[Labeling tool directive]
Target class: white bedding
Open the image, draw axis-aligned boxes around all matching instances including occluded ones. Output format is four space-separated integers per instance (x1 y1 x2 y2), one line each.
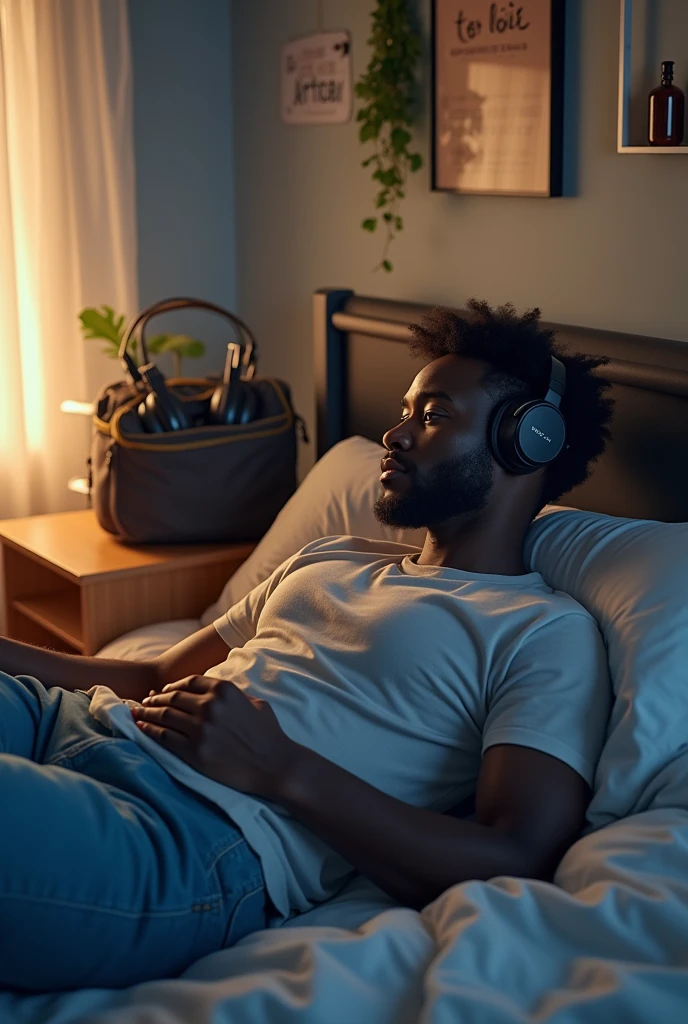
5 608 688 1020
93 619 202 662
3 806 688 1022
4 510 687 1021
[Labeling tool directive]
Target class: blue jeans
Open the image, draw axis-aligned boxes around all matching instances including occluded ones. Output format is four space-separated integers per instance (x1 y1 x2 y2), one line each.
0 672 271 993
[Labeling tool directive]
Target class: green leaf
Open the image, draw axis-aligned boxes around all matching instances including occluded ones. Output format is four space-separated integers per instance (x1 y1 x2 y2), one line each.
78 306 126 344
409 153 423 172
151 338 172 356
147 333 206 359
383 211 393 222
145 333 168 354
395 216 403 231
378 167 401 187
382 259 393 272
359 122 378 143
362 218 378 232
391 127 412 154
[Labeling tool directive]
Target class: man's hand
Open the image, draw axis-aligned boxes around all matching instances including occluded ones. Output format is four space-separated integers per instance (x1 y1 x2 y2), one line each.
131 675 298 799
134 681 591 912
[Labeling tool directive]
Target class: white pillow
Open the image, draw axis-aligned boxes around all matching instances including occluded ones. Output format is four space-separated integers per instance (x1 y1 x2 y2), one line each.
96 619 201 661
525 507 688 829
200 436 426 624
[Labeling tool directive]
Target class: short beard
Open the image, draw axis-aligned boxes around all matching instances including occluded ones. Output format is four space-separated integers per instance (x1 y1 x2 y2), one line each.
373 442 495 530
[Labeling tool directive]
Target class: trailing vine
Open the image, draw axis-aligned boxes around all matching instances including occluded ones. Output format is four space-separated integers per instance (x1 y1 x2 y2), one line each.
356 0 423 272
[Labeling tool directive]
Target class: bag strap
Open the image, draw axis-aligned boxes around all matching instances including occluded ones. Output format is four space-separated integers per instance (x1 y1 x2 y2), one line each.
118 297 259 378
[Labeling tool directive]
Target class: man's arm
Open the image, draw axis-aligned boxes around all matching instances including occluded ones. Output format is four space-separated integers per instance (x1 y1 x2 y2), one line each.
0 624 230 703
269 741 590 909
134 678 591 910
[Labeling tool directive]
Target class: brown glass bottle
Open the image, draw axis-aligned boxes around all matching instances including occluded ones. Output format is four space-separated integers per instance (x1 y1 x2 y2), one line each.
648 61 685 146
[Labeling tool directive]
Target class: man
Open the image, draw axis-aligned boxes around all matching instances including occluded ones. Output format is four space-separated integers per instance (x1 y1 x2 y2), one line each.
0 300 614 992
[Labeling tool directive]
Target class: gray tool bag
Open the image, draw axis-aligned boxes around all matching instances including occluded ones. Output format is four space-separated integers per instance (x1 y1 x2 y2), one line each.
89 297 307 544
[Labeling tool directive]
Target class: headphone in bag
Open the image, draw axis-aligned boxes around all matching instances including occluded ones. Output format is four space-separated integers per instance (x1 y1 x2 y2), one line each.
118 297 261 433
489 355 567 474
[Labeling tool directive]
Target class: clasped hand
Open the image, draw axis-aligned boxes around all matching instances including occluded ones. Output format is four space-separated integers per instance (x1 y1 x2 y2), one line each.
131 675 296 799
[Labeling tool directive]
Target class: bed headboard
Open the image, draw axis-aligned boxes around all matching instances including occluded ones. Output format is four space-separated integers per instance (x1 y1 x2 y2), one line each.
313 289 688 522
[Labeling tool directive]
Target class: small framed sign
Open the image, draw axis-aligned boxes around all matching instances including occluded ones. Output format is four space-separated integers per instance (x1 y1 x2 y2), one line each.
281 31 352 125
432 0 566 196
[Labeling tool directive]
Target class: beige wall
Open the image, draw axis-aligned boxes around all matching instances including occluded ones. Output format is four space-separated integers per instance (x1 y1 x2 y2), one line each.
231 0 687 475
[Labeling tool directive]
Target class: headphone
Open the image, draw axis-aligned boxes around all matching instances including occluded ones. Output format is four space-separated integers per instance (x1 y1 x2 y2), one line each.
489 355 567 474
118 297 260 434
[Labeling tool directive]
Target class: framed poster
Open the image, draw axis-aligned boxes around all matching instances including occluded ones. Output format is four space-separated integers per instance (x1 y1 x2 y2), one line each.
432 0 566 196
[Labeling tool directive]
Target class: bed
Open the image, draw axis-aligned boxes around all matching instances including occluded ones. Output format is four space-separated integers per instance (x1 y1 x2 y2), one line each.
4 290 688 1023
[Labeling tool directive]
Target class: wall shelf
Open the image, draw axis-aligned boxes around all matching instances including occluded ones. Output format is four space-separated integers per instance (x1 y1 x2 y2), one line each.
618 0 688 153
619 146 687 154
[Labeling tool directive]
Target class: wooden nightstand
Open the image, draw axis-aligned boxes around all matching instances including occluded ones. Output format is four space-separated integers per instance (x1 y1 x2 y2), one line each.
0 510 256 656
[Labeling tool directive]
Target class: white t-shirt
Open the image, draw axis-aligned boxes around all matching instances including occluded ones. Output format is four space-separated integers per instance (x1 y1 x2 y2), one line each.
90 536 612 924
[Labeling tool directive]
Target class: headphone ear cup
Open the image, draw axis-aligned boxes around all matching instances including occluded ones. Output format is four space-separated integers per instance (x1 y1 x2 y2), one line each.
490 398 566 475
148 391 192 432
516 403 566 467
138 396 166 433
137 365 192 432
208 383 228 424
208 376 243 425
490 355 567 476
236 384 259 425
490 399 532 474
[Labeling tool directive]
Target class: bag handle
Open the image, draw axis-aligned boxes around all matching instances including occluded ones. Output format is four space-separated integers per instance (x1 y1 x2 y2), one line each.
118 297 259 381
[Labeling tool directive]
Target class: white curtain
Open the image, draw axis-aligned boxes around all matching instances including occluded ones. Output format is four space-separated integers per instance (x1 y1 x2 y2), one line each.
0 0 138 520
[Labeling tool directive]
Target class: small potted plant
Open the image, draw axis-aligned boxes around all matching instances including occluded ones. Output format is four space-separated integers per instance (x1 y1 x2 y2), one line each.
78 305 205 378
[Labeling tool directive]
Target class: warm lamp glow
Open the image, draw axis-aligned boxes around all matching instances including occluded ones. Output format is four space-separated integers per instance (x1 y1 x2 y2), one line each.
60 400 96 416
67 475 90 495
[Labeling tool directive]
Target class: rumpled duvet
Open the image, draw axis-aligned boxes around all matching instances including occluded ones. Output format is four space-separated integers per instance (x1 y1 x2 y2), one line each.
4 610 688 1022
3 805 687 1023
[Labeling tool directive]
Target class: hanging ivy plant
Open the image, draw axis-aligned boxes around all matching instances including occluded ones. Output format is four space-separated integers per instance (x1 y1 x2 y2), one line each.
356 0 423 272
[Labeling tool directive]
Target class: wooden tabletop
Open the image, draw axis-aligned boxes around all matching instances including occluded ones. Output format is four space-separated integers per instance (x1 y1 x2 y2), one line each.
0 509 256 583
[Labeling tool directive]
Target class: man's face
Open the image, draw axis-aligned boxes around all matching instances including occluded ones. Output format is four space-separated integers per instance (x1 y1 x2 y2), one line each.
373 355 499 530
